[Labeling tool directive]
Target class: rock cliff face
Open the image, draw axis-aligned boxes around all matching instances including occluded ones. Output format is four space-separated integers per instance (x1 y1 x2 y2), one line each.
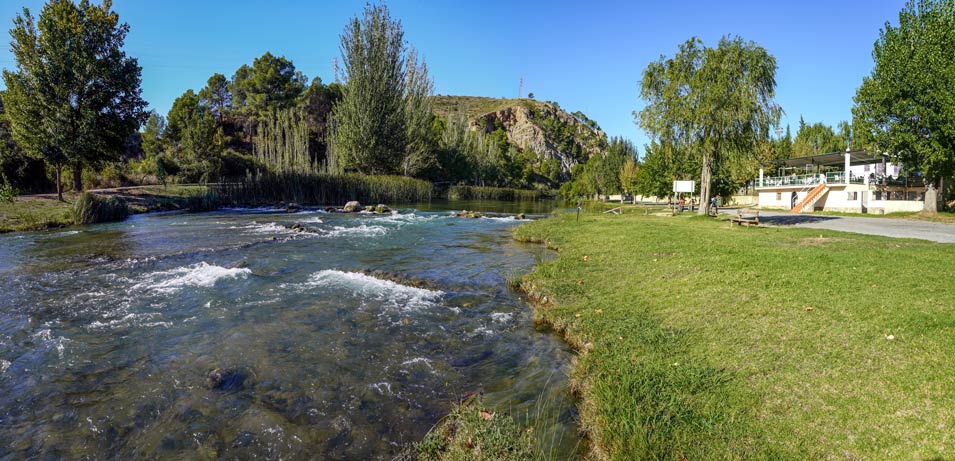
432 96 607 178
472 103 606 176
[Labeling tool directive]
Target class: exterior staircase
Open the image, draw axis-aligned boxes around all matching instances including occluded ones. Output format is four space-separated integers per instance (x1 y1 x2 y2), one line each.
791 183 829 213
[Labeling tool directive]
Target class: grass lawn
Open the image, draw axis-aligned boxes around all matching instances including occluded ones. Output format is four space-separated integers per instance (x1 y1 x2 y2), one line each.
0 185 206 233
514 212 955 460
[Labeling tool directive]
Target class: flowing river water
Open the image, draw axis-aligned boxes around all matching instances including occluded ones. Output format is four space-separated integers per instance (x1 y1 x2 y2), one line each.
0 201 578 459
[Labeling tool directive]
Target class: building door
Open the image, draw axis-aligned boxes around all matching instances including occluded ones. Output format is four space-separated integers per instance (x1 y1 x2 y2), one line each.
861 190 868 214
791 191 798 209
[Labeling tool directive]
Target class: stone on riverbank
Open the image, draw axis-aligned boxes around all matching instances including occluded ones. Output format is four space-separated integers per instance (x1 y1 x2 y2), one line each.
343 201 362 213
376 204 391 214
453 210 484 219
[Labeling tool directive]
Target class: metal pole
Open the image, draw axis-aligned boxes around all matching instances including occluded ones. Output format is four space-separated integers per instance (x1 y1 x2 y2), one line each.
576 200 581 222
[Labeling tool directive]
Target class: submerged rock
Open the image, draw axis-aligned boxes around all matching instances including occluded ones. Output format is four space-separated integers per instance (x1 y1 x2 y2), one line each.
453 210 484 219
450 349 494 367
516 213 526 220
288 223 307 233
286 203 302 213
375 204 391 214
343 201 362 213
206 368 248 391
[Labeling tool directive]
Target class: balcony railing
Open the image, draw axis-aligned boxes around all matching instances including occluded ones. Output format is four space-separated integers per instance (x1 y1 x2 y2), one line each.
760 174 822 187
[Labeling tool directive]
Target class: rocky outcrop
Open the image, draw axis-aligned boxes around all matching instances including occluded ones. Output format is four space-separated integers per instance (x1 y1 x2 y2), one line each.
470 102 607 177
342 201 361 213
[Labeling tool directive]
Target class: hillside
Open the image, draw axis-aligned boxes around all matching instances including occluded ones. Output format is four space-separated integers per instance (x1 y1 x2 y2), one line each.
432 96 608 179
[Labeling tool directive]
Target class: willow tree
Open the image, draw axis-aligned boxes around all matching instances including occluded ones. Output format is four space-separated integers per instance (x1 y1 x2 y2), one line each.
638 36 782 214
853 0 955 212
3 0 147 198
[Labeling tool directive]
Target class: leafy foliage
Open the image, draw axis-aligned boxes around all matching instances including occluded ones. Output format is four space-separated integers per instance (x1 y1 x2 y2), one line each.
71 191 129 224
853 0 955 211
2 0 148 197
638 36 782 213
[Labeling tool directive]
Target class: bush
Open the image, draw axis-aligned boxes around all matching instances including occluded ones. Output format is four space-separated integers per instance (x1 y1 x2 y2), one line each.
71 192 129 225
410 399 540 461
0 174 18 204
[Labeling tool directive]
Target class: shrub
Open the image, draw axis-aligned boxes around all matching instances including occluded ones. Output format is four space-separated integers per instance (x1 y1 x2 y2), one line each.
71 192 129 224
0 174 18 204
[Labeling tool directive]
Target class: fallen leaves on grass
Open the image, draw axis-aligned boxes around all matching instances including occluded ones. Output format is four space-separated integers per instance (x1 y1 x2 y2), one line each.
478 410 495 421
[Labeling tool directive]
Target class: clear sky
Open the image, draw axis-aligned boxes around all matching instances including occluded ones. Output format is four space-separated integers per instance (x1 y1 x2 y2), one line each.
0 0 907 155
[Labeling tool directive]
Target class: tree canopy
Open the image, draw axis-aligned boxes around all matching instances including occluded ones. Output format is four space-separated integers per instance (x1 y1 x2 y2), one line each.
638 36 782 213
853 0 955 211
2 0 147 198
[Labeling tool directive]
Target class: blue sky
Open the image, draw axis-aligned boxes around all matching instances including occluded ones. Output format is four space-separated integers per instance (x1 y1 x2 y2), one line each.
0 1 906 154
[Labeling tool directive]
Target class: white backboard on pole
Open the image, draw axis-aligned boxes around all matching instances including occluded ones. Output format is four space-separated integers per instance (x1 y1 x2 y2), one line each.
673 180 695 193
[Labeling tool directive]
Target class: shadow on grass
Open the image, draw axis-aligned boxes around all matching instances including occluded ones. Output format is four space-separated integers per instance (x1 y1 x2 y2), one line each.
759 214 839 226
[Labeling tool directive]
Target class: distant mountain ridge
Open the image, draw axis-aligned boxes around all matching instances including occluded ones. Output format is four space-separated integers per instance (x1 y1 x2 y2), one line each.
432 96 608 178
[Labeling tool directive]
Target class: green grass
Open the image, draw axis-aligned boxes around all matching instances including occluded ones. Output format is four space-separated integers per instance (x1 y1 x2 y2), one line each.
514 213 955 460
409 398 541 461
0 185 208 233
0 196 73 232
71 192 129 224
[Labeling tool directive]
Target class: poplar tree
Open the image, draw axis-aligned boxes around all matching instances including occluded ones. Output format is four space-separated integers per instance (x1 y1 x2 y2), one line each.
853 0 955 212
2 0 147 199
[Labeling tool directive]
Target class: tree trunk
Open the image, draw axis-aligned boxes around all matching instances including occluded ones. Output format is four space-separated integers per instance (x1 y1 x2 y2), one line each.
698 153 713 215
924 178 939 213
72 162 83 192
55 162 63 202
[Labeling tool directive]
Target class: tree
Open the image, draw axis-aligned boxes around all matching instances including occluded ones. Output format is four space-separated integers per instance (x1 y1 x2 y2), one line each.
3 0 148 198
141 111 165 159
527 92 535 99
401 48 437 176
331 3 408 175
165 90 220 180
853 0 955 212
231 52 306 117
791 119 842 157
638 36 782 214
199 73 232 117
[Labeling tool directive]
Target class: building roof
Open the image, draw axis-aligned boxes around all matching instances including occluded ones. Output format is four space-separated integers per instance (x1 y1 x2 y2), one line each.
763 150 886 168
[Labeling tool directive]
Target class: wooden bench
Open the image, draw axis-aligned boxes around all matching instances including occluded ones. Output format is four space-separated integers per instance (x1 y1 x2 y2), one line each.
729 209 760 226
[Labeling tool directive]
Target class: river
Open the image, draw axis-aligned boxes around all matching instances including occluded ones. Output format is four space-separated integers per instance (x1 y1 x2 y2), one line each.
0 201 578 459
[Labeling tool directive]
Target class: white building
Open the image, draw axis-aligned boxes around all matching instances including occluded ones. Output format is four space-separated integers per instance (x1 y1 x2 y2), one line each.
757 150 927 214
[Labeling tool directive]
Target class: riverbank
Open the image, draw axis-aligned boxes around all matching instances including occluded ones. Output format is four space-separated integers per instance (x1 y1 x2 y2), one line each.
0 185 206 233
513 211 955 459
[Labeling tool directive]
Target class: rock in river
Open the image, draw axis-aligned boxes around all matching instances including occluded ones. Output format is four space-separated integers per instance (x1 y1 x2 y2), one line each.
206 368 248 391
343 201 362 213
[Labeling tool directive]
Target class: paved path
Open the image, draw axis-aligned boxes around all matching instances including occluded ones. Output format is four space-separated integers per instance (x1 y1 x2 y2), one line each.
734 209 955 243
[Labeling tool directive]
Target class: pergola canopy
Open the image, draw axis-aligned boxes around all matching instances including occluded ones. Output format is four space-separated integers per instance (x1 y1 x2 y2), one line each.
762 150 886 168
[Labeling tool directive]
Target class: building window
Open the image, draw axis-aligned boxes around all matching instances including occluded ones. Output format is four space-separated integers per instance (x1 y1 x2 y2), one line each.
776 192 781 201
847 191 857 201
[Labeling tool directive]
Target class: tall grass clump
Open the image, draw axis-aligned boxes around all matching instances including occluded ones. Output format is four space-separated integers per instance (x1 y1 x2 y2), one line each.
71 192 129 224
214 172 432 206
448 185 554 202
185 191 222 212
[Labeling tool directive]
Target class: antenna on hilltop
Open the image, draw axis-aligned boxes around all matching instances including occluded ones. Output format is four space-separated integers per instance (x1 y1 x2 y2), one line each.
518 76 523 99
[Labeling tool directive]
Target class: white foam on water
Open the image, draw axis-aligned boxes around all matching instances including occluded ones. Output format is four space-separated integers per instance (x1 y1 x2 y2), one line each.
317 225 389 238
0 360 10 374
307 270 443 311
301 216 324 224
490 312 513 323
49 230 81 237
230 221 297 235
134 262 251 293
401 357 433 368
89 312 171 330
481 216 517 222
369 382 393 395
468 326 496 338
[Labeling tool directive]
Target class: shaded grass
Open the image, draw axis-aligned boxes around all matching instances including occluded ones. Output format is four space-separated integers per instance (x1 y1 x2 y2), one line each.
514 213 955 460
0 195 73 232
